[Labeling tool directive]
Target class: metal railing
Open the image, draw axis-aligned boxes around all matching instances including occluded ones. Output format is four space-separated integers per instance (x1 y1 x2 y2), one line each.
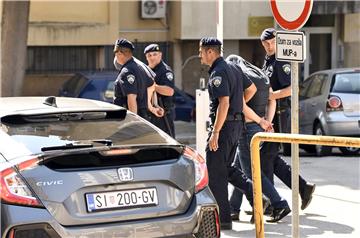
250 132 360 238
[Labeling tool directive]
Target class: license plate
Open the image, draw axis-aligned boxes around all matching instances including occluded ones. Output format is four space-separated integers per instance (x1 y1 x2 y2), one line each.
86 187 158 212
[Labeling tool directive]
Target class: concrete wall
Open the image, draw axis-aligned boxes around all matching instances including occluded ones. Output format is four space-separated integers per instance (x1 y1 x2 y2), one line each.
22 74 73 96
30 1 109 23
117 1 168 42
27 1 176 45
180 1 273 39
28 1 119 46
344 13 360 67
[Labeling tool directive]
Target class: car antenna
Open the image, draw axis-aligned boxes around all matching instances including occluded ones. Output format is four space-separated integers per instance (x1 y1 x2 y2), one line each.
43 96 58 107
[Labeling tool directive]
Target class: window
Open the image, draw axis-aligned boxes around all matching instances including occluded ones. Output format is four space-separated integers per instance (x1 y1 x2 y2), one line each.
27 46 98 73
306 74 327 98
61 74 88 97
299 76 314 98
331 72 360 94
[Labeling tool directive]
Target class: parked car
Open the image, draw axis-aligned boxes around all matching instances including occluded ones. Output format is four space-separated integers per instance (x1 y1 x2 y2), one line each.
0 97 219 238
298 68 360 156
59 71 196 122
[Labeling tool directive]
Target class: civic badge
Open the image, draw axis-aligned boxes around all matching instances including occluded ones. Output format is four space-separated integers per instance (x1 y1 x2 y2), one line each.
117 167 134 182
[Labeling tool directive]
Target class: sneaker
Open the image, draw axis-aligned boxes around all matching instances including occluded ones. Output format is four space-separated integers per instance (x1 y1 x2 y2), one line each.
301 183 316 210
264 205 274 216
250 198 271 224
266 207 291 223
231 212 240 221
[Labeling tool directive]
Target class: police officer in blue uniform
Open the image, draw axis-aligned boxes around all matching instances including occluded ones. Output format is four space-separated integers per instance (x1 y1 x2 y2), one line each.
261 28 315 210
199 37 273 229
144 44 175 137
227 55 291 223
113 38 163 120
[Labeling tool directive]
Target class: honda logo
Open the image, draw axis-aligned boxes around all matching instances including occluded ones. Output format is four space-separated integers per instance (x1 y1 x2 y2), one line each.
117 167 134 182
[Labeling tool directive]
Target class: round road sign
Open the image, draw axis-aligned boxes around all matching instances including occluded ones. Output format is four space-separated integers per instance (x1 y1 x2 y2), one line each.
270 0 313 31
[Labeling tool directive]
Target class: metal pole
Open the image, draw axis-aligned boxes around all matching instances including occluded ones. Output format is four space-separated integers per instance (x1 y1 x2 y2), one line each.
251 139 265 238
291 61 300 238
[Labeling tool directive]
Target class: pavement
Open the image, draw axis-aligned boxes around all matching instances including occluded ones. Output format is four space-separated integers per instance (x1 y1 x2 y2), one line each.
175 121 360 238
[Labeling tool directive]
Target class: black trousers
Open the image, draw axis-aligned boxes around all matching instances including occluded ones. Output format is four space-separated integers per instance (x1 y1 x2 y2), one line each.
273 155 308 197
206 121 253 224
273 107 307 196
151 109 175 138
138 108 152 122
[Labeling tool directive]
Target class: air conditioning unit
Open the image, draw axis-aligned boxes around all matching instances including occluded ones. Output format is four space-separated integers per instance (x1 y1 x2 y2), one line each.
141 0 166 19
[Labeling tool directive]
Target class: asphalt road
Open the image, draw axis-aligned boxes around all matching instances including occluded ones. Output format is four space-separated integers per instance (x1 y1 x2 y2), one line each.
222 152 360 238
174 121 360 238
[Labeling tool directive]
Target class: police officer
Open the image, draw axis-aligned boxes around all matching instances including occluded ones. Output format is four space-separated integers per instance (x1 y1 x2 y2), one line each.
144 44 176 138
113 38 163 120
227 55 291 223
261 28 315 210
199 37 272 229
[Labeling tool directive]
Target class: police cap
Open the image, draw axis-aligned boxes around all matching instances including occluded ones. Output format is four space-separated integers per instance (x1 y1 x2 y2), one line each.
199 37 222 47
260 28 276 41
144 44 161 54
114 38 135 52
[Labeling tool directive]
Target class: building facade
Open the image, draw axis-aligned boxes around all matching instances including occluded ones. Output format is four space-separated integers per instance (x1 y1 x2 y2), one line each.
1 0 359 96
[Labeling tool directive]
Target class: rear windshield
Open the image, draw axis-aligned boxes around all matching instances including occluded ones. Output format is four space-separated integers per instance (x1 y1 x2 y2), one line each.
331 72 360 94
1 113 173 155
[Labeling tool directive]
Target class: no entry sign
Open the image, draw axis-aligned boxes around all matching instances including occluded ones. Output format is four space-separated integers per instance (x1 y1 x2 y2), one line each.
270 0 313 31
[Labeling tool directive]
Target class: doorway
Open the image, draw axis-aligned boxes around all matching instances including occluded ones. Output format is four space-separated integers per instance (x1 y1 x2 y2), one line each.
302 27 336 80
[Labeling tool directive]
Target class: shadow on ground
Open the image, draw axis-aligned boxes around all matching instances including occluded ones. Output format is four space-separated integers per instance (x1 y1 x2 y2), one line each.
222 213 354 238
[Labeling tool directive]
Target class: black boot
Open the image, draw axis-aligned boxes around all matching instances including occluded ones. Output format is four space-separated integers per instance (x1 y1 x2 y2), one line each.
301 183 316 210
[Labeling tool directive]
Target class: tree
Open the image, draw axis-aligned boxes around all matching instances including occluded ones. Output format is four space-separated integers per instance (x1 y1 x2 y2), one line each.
1 0 30 96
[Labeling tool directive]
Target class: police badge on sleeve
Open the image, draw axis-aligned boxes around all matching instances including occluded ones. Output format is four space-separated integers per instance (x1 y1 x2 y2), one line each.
282 64 291 75
212 76 222 87
127 74 135 84
166 72 174 81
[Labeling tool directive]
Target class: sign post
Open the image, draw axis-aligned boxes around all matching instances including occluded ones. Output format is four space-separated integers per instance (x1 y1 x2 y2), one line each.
268 1 313 238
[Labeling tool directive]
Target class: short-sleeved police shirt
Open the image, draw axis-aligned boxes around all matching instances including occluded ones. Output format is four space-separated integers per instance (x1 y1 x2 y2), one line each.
262 54 291 91
208 57 244 120
114 57 153 110
152 60 175 109
262 54 291 108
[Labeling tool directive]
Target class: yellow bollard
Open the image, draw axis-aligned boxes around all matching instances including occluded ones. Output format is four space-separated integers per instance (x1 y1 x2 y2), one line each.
250 132 360 238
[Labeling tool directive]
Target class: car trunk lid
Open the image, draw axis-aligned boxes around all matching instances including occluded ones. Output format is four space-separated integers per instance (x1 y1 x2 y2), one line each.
18 145 196 226
333 93 360 117
331 72 360 117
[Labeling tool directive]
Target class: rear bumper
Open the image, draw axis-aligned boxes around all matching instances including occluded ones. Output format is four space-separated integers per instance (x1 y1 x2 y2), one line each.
1 187 218 238
324 112 360 136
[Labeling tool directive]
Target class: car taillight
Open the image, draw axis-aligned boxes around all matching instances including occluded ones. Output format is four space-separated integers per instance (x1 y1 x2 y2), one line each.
326 95 343 112
215 209 220 237
0 157 43 207
183 146 208 193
